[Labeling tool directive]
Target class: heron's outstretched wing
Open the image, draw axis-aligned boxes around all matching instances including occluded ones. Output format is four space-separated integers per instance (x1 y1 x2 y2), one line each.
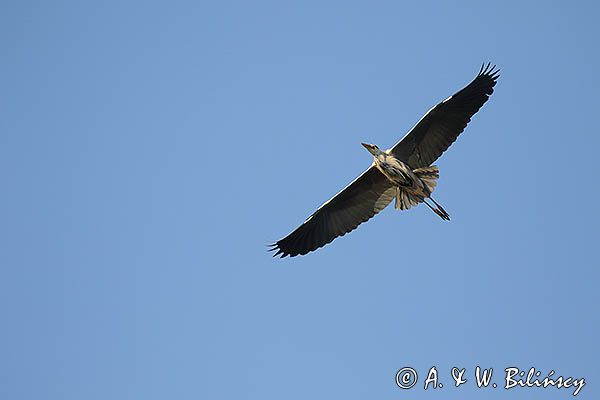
390 63 500 168
270 167 395 257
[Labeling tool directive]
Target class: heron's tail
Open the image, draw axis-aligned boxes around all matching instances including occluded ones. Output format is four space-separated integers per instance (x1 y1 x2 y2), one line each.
394 166 450 220
394 187 421 210
413 166 439 195
394 166 439 210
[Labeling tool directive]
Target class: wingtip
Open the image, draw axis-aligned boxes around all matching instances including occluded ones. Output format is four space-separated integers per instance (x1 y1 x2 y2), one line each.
479 62 500 76
268 243 288 258
476 63 500 84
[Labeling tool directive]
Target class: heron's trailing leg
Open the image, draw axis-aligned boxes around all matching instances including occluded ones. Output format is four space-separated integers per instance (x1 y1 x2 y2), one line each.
429 197 450 220
394 186 449 221
423 198 451 221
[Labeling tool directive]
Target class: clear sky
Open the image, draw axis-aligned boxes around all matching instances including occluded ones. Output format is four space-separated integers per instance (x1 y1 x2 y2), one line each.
1 1 599 399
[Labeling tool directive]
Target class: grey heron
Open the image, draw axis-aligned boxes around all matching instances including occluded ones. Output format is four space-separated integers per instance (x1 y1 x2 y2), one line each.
270 63 499 258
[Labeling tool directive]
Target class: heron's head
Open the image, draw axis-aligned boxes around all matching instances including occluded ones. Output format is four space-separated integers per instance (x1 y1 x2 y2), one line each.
361 142 383 156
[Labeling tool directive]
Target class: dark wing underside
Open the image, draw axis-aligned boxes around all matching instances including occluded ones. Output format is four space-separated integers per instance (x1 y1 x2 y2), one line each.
270 167 395 257
271 64 499 258
390 63 500 168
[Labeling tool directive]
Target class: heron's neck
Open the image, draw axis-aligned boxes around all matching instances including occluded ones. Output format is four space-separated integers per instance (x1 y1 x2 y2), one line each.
374 151 388 162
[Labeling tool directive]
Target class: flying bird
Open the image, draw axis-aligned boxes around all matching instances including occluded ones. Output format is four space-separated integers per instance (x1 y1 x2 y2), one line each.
270 63 499 258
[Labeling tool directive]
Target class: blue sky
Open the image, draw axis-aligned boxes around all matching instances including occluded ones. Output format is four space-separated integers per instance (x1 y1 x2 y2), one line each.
1 1 599 399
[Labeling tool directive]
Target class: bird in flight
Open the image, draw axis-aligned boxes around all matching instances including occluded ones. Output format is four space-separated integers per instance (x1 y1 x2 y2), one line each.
270 63 500 258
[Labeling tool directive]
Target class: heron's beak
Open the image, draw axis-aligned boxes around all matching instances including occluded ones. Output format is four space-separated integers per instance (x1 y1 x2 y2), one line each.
361 143 371 150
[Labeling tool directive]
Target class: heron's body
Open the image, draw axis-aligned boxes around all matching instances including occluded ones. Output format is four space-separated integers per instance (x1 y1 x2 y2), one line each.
366 145 448 218
374 153 417 188
270 64 500 257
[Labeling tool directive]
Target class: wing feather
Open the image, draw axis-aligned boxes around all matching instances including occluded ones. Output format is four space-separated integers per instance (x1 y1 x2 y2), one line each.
271 64 499 258
271 167 395 257
390 63 500 168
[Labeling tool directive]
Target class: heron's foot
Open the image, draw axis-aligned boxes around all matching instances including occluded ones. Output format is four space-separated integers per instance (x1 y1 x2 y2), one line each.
433 207 451 221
